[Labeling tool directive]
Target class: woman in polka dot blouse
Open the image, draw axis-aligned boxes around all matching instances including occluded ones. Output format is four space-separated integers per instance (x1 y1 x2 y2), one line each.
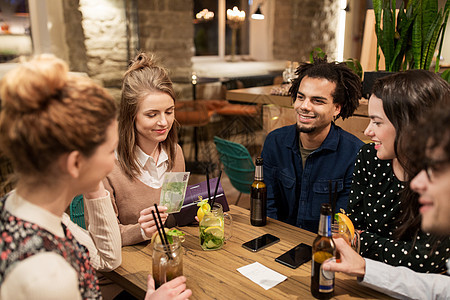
348 70 450 274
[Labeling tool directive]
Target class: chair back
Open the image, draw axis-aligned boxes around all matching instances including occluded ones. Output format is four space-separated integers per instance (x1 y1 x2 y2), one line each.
70 195 86 229
213 136 255 194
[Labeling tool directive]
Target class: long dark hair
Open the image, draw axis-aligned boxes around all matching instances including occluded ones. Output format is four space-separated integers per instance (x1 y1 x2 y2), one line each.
118 52 178 179
372 70 450 241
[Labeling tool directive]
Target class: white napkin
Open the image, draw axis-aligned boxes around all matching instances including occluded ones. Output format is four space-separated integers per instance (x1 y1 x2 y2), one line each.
237 262 287 290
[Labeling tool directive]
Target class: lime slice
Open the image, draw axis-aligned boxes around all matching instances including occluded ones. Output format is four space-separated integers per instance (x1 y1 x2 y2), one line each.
204 226 224 239
201 217 223 228
151 228 185 244
151 227 169 245
205 240 220 248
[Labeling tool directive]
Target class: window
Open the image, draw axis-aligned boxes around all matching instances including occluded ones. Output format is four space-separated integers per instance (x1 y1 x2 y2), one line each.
0 0 32 63
194 0 249 58
194 0 219 56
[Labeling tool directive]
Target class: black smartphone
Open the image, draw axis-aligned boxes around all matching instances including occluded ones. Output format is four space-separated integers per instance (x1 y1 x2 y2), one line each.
242 233 280 252
275 243 312 269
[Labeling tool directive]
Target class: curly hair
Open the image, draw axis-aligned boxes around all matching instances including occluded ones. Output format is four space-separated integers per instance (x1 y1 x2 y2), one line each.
0 55 117 181
118 52 178 179
288 57 362 120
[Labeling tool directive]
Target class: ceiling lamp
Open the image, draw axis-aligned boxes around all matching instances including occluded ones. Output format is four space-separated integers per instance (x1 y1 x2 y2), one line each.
251 4 264 20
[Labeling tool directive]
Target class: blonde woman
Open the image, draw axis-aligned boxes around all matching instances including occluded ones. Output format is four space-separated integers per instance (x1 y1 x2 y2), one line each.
102 52 185 246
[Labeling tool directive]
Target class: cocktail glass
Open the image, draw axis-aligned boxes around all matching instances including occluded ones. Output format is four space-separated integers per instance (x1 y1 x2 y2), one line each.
199 203 232 250
331 222 352 263
331 222 352 245
152 236 183 288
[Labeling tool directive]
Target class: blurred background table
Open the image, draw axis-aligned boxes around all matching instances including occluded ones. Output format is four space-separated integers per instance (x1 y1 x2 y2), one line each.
102 205 392 300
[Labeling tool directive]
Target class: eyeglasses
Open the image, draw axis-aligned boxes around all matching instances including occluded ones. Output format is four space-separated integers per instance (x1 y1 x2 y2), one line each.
423 159 449 181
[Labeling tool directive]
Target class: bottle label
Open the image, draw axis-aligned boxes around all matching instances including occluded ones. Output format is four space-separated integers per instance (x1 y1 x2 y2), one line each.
250 188 267 221
319 265 334 293
318 215 332 237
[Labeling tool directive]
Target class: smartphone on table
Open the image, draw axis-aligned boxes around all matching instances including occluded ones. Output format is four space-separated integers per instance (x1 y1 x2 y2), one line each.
242 233 280 252
275 243 312 269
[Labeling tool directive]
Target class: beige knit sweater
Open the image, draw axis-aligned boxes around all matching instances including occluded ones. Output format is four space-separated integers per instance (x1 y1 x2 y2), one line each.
104 144 185 246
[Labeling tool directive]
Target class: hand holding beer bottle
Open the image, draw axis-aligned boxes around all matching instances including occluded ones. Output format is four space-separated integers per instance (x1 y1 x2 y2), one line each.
311 203 336 299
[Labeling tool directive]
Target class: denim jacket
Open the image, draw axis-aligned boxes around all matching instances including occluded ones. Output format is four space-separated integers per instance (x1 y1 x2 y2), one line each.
261 123 363 233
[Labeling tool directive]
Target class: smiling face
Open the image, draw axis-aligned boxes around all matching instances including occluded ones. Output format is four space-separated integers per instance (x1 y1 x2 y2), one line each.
364 95 397 160
293 76 341 135
135 92 175 150
410 147 450 235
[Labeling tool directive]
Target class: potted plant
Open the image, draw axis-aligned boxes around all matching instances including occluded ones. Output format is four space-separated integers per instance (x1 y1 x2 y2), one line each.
373 0 450 72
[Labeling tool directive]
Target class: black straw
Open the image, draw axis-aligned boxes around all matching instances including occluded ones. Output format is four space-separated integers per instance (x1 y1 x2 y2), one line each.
151 208 172 260
332 182 338 218
154 204 170 248
206 168 212 204
332 181 338 218
328 180 332 207
211 170 222 208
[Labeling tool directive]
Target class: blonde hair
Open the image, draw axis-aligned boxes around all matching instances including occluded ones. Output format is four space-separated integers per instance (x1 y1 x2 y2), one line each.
118 52 178 179
0 55 117 180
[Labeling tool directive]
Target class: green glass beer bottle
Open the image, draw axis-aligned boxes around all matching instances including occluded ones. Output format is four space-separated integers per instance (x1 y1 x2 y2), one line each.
311 203 335 299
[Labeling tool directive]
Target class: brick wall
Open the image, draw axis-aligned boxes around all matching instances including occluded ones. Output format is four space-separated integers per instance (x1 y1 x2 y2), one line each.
79 0 128 90
61 0 193 100
273 0 340 62
137 0 194 99
61 0 88 73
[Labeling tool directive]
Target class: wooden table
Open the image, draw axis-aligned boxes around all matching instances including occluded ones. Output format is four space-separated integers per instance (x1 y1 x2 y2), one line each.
103 206 391 299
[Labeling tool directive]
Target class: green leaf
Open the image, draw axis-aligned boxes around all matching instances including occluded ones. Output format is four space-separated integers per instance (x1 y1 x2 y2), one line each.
345 58 363 79
436 2 450 72
373 0 383 70
411 0 423 68
440 69 450 82
382 5 396 70
390 1 416 71
309 47 326 62
422 13 444 69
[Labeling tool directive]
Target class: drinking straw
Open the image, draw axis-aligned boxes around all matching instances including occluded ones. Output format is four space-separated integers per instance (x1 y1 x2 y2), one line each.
206 167 212 204
154 204 170 248
210 170 223 208
332 181 338 218
328 180 332 207
151 210 171 259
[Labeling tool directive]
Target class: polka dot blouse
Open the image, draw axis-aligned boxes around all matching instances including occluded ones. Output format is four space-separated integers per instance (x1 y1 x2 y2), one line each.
348 143 450 273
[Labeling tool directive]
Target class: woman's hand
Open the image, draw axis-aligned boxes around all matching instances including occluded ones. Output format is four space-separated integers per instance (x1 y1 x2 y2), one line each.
145 275 192 300
322 237 366 277
138 206 168 238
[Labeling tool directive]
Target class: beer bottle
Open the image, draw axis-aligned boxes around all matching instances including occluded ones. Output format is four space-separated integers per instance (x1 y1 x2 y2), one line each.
311 203 335 299
250 157 267 226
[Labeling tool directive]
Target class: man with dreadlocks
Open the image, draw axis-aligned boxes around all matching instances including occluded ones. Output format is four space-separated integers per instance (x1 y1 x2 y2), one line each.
261 57 363 233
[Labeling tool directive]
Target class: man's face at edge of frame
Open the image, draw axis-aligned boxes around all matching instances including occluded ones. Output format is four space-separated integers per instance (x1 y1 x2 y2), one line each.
411 145 450 236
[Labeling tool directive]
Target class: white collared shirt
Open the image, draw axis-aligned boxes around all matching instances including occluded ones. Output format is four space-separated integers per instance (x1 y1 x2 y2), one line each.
135 145 169 189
